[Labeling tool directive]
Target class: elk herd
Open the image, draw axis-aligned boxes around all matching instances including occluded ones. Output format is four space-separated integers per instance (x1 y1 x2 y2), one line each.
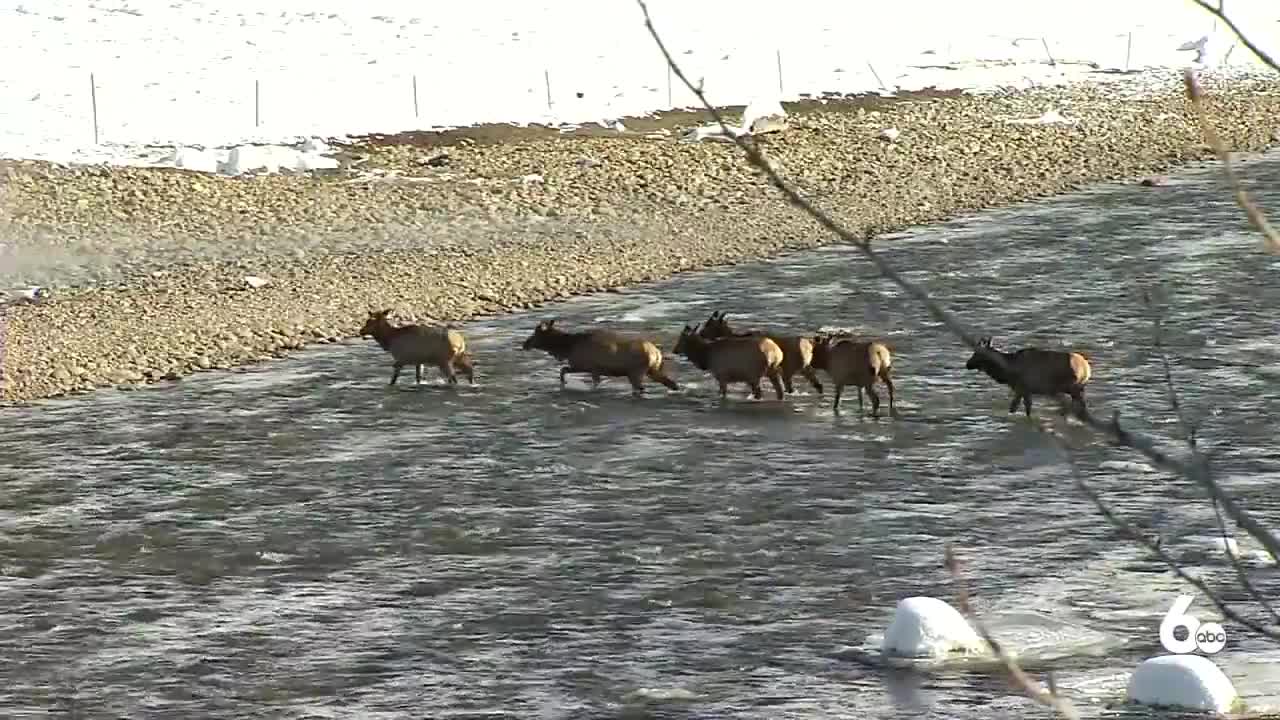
359 307 1094 418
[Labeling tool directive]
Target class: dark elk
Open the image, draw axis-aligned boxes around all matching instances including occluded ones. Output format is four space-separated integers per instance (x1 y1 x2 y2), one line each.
697 310 824 395
673 323 786 400
809 333 896 416
359 309 475 386
519 319 679 397
963 336 1092 418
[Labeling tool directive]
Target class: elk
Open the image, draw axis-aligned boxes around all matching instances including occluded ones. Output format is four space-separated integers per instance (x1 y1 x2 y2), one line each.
697 310 824 395
963 335 1092 418
519 318 679 396
673 323 786 400
809 333 896 416
359 309 475 386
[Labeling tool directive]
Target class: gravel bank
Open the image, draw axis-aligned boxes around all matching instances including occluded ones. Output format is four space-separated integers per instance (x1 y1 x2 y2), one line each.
3 77 1280 405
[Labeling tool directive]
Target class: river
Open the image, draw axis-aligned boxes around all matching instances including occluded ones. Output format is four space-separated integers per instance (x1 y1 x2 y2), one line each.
3 154 1279 718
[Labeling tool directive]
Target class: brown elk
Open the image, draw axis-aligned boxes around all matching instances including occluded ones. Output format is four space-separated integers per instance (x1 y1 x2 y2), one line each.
359 309 475 386
697 310 824 395
673 323 786 400
809 333 896 416
964 336 1092 418
519 319 679 396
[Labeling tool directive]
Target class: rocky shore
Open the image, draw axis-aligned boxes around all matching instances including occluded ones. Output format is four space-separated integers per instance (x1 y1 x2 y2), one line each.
3 75 1280 405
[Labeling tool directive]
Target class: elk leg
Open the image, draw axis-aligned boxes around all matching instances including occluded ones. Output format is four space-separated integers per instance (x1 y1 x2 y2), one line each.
1022 393 1033 418
559 366 574 388
782 372 796 395
591 373 603 389
414 364 423 384
718 379 730 399
627 371 645 397
867 385 882 418
857 385 865 414
750 381 764 400
1070 386 1087 415
833 383 844 412
646 368 679 391
438 361 457 385
883 373 897 417
801 366 824 394
1008 391 1022 414
768 371 785 400
389 363 403 385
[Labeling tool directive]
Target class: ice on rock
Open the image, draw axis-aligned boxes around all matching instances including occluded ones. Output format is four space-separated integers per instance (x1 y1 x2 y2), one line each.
880 596 988 658
1126 654 1240 714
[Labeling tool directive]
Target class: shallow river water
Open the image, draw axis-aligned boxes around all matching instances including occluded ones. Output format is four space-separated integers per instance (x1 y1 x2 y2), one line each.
3 154 1280 719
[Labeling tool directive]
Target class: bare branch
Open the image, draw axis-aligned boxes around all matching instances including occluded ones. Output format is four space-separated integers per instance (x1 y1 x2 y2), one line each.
636 0 1280 566
1142 292 1280 625
1052 436 1280 641
945 546 1081 718
1182 69 1280 253
1188 0 1280 75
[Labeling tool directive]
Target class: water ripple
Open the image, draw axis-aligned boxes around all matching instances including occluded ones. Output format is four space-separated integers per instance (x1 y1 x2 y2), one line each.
3 155 1280 717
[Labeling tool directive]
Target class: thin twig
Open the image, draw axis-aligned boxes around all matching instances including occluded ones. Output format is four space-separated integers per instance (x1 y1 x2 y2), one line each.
1188 0 1280 75
635 0 1280 568
945 547 1080 718
1052 435 1280 640
1182 69 1280 253
1142 292 1280 624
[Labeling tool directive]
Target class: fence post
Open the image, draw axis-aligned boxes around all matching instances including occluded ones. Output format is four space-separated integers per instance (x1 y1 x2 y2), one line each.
866 62 887 92
776 49 784 95
413 74 420 119
544 69 553 112
89 73 100 145
1040 37 1056 66
1125 31 1133 71
255 79 261 128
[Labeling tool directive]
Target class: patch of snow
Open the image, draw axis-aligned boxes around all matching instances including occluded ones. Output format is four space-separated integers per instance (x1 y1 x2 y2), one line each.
1005 109 1079 125
879 127 900 142
242 276 269 289
218 144 339 176
880 596 988 659
683 96 787 143
1 0 1279 172
1126 654 1240 714
0 285 51 307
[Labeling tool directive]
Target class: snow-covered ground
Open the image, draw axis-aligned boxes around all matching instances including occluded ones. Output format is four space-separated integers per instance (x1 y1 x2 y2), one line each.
1 0 1279 174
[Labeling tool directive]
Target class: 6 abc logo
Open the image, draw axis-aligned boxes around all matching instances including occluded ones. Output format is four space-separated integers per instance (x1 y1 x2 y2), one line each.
1159 594 1227 655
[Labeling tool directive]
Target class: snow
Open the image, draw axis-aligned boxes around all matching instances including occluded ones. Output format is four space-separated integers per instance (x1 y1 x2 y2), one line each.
1 0 1280 175
880 596 988 658
1126 654 1241 713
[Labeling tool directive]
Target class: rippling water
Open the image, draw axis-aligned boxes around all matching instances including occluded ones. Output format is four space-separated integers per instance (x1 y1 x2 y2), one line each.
4 154 1280 718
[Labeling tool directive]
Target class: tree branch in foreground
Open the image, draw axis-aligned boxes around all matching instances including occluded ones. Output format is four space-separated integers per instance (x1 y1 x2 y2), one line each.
1142 291 1280 626
634 0 1280 573
1181 69 1280 253
1052 437 1280 641
1188 0 1280 76
945 546 1080 718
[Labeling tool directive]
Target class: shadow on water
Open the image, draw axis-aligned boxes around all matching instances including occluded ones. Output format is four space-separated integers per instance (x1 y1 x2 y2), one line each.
2 154 1280 718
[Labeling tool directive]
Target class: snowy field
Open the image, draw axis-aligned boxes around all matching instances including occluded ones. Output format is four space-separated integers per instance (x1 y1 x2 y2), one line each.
1 0 1279 174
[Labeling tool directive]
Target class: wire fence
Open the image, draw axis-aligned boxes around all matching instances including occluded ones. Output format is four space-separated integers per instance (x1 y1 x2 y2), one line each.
0 22 1266 155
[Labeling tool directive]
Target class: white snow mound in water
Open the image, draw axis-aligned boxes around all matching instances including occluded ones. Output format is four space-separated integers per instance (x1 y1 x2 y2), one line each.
1126 654 1239 713
880 596 987 658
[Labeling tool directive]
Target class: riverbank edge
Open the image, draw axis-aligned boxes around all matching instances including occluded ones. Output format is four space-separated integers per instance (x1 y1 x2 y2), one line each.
3 77 1280 407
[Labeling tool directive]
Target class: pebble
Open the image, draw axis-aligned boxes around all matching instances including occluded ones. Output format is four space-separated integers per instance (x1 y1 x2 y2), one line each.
3 79 1280 403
